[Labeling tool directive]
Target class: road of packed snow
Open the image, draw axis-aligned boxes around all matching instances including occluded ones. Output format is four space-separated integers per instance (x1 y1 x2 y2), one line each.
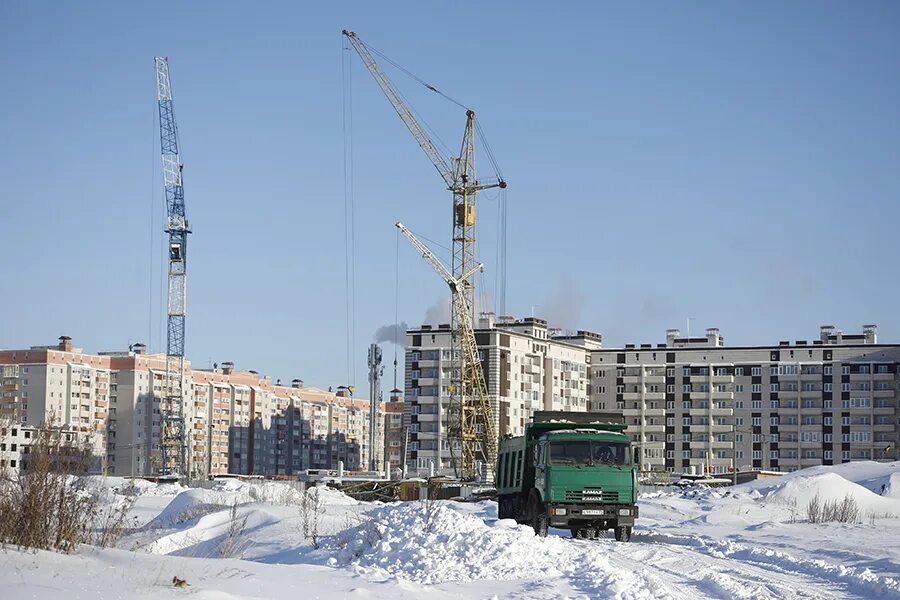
1 462 899 599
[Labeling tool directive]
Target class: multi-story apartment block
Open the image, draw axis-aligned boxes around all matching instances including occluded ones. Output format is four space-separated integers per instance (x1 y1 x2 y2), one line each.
383 392 405 474
590 325 899 474
0 337 377 478
404 314 601 476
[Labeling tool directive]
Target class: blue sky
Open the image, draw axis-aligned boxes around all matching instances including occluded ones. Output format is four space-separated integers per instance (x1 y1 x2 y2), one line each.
2 1 899 390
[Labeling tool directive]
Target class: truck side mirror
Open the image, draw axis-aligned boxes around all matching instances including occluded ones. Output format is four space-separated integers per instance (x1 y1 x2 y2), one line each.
633 447 639 466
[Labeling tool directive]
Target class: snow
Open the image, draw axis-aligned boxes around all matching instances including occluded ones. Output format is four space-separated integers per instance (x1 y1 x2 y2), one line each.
2 463 900 598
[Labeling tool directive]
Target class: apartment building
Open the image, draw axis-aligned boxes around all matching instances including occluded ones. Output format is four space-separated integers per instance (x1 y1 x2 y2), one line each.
0 423 95 478
590 325 899 474
0 337 377 478
383 391 405 474
404 314 601 476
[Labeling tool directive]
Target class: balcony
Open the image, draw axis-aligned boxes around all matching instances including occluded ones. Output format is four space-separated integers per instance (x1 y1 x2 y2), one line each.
643 392 666 401
711 374 734 384
621 375 641 385
711 391 734 400
710 407 733 417
643 375 665 384
641 424 666 434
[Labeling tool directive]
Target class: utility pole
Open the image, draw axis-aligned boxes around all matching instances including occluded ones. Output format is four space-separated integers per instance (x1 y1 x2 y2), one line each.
367 343 383 471
155 57 190 477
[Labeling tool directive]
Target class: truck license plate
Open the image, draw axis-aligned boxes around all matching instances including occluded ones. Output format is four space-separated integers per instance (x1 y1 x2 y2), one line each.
582 509 603 515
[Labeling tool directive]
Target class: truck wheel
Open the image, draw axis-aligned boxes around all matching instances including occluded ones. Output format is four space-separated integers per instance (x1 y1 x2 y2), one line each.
530 497 548 537
614 525 632 542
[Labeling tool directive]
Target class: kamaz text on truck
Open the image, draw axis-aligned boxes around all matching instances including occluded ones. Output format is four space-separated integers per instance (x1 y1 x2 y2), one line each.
495 411 639 541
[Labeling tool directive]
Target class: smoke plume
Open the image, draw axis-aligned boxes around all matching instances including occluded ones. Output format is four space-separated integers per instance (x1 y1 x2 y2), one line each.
374 322 408 345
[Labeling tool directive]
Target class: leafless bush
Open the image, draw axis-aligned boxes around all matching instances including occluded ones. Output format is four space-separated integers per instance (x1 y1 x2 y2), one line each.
94 481 139 549
806 493 822 523
218 502 250 558
299 486 325 548
0 424 99 552
420 479 441 532
808 493 861 524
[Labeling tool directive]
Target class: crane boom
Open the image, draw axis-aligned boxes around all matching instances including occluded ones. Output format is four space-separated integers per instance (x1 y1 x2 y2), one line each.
155 56 189 478
396 223 497 480
342 30 456 188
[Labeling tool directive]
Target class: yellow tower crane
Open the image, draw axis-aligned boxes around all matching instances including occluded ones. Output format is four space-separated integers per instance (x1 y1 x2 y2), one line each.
342 30 505 479
395 223 497 481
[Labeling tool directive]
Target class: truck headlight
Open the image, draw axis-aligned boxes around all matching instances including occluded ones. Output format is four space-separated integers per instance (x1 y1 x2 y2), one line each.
551 508 567 516
618 508 631 516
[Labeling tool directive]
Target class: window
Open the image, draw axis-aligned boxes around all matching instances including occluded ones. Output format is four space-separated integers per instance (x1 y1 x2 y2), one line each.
770 416 779 426
683 384 692 393
683 368 691 377
752 417 761 426
842 450 851 461
824 433 832 443
735 367 744 376
735 450 744 459
824 366 832 376
735 384 744 393
842 366 850 375
752 450 761 459
682 450 690 459
735 433 743 443
771 383 780 392
682 417 690 426
752 384 761 393
824 450 833 460
751 367 761 376
735 417 744 426
823 416 832 426
752 400 761 409
735 400 744 409
824 383 832 392
770 399 780 409
666 384 675 393
841 383 850 392
616 385 624 394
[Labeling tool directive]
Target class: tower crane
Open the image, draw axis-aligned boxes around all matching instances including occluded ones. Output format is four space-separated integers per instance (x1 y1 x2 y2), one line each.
155 57 190 477
396 223 496 480
343 30 505 480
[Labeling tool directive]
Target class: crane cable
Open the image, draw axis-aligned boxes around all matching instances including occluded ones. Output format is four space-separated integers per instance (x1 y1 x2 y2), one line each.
342 36 358 387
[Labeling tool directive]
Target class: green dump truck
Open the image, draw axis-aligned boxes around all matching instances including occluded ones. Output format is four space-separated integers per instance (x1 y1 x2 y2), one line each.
496 411 638 541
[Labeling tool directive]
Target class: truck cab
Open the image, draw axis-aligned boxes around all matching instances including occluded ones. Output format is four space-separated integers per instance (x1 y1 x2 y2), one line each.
496 412 639 541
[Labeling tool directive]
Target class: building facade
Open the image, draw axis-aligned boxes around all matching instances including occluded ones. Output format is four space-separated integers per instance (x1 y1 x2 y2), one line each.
0 337 378 478
404 314 601 476
383 392 405 475
590 325 899 474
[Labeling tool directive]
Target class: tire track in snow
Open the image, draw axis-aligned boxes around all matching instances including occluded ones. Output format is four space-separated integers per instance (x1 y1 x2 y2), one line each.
632 530 900 599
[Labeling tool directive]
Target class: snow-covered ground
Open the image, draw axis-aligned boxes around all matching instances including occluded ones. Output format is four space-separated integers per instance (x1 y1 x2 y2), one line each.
2 462 899 599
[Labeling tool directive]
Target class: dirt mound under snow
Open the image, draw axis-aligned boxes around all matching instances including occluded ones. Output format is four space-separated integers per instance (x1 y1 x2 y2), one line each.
769 472 900 515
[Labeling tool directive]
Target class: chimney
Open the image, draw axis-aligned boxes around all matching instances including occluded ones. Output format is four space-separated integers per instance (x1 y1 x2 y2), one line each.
705 328 722 347
478 312 496 329
222 361 235 375
58 335 73 352
820 325 836 344
863 324 878 344
666 329 681 346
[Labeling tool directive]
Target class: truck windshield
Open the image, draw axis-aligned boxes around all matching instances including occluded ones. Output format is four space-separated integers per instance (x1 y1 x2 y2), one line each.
549 441 630 466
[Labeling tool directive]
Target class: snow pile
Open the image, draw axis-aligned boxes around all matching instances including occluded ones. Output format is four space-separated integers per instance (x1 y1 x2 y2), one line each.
326 502 571 583
884 473 900 499
145 505 279 556
768 472 899 515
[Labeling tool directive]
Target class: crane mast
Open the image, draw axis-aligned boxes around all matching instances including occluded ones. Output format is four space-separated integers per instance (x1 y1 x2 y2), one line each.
396 223 497 480
343 30 504 479
155 57 189 477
